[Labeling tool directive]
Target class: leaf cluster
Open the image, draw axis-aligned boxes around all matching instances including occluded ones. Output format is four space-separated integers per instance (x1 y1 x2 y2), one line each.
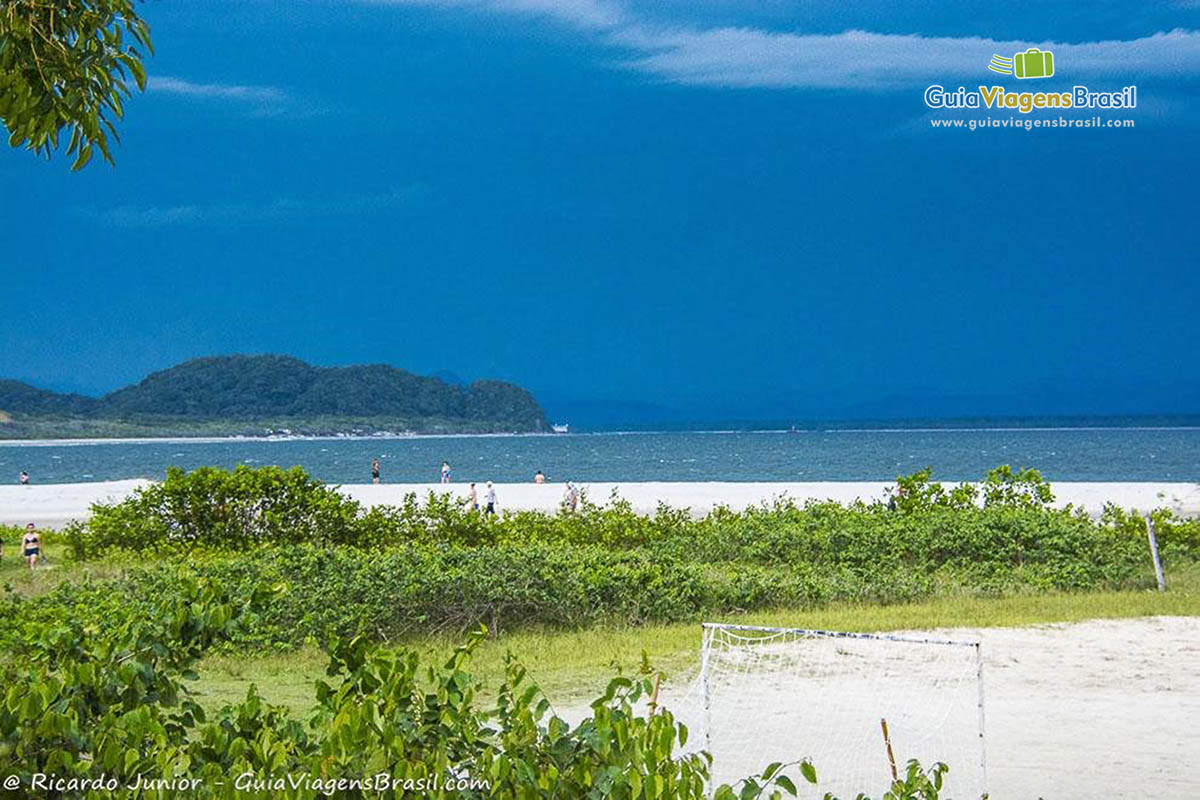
0 0 151 168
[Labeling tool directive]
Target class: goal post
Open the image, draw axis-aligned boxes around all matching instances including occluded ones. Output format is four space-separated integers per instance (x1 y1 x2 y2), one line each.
687 623 987 799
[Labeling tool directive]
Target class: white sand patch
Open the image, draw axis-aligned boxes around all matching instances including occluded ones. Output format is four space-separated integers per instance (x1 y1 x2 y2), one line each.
552 617 1200 799
0 479 153 528
3 479 1196 529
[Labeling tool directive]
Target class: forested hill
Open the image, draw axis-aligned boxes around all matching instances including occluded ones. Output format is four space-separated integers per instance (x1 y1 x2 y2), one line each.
0 355 549 438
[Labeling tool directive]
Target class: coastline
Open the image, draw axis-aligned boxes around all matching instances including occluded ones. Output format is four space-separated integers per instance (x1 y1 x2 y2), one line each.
3 422 1200 446
3 479 1198 529
0 431 564 447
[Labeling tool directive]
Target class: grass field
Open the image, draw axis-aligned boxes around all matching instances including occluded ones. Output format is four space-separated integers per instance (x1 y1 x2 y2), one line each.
0 539 130 595
191 561 1200 716
0 538 64 590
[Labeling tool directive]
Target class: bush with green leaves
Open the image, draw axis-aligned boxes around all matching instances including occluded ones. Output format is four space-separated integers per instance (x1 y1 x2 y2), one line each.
2 545 834 647
71 465 362 558
0 523 25 551
0 578 261 786
2 515 1158 650
72 465 1195 569
42 464 1195 648
0 580 955 799
981 466 1054 510
1099 503 1200 562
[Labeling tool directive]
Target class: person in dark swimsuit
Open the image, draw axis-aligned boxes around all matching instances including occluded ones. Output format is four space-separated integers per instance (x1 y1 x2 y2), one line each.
22 523 40 570
372 459 381 484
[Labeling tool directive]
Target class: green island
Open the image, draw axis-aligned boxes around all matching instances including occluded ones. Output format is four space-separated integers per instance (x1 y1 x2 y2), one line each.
1 465 1196 798
0 354 549 439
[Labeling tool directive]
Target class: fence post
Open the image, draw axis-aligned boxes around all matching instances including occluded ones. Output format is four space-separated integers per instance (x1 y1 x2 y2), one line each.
700 625 713 754
975 641 988 799
1146 514 1167 592
880 718 898 782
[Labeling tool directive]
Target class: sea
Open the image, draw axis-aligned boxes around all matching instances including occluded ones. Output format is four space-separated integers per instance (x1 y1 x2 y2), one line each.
1 425 1198 484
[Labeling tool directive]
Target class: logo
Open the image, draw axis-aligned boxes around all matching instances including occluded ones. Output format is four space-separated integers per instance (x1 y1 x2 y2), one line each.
988 48 1055 79
923 43 1136 117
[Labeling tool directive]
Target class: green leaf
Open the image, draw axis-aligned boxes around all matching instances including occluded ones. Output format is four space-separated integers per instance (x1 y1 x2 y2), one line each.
129 58 147 90
71 144 94 171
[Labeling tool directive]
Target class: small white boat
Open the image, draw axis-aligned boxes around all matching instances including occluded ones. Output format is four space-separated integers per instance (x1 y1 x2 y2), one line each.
551 423 570 434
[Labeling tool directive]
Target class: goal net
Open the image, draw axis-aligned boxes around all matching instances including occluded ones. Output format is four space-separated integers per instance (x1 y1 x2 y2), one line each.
678 623 986 799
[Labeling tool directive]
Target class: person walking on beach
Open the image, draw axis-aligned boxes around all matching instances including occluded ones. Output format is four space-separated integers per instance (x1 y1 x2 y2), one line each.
563 482 579 513
19 471 29 485
485 481 496 515
22 523 40 571
371 459 381 485
468 482 479 512
440 461 452 484
534 470 545 484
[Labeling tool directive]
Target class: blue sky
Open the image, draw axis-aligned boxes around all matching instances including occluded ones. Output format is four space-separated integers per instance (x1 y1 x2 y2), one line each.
2 0 1198 424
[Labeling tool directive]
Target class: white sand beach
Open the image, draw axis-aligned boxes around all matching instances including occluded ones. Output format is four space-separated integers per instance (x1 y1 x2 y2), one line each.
2 479 1197 529
0 479 153 529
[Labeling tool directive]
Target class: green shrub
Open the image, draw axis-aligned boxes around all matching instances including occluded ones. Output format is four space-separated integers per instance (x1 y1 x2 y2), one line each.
71 465 362 558
0 524 25 550
0 579 948 800
1098 504 1200 566
37 465 1194 649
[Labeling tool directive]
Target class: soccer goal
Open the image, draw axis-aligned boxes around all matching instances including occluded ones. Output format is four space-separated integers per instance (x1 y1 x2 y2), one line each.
684 623 987 799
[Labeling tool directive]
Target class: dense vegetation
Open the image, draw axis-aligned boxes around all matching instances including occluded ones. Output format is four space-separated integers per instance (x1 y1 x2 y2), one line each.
5 464 1187 649
0 579 954 799
0 380 98 417
0 355 549 437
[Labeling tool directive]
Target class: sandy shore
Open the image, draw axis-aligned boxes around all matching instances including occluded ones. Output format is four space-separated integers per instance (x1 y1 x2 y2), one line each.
0 479 154 529
2 480 1198 529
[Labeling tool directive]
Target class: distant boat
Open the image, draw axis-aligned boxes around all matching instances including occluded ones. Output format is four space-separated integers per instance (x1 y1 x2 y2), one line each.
551 423 570 434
